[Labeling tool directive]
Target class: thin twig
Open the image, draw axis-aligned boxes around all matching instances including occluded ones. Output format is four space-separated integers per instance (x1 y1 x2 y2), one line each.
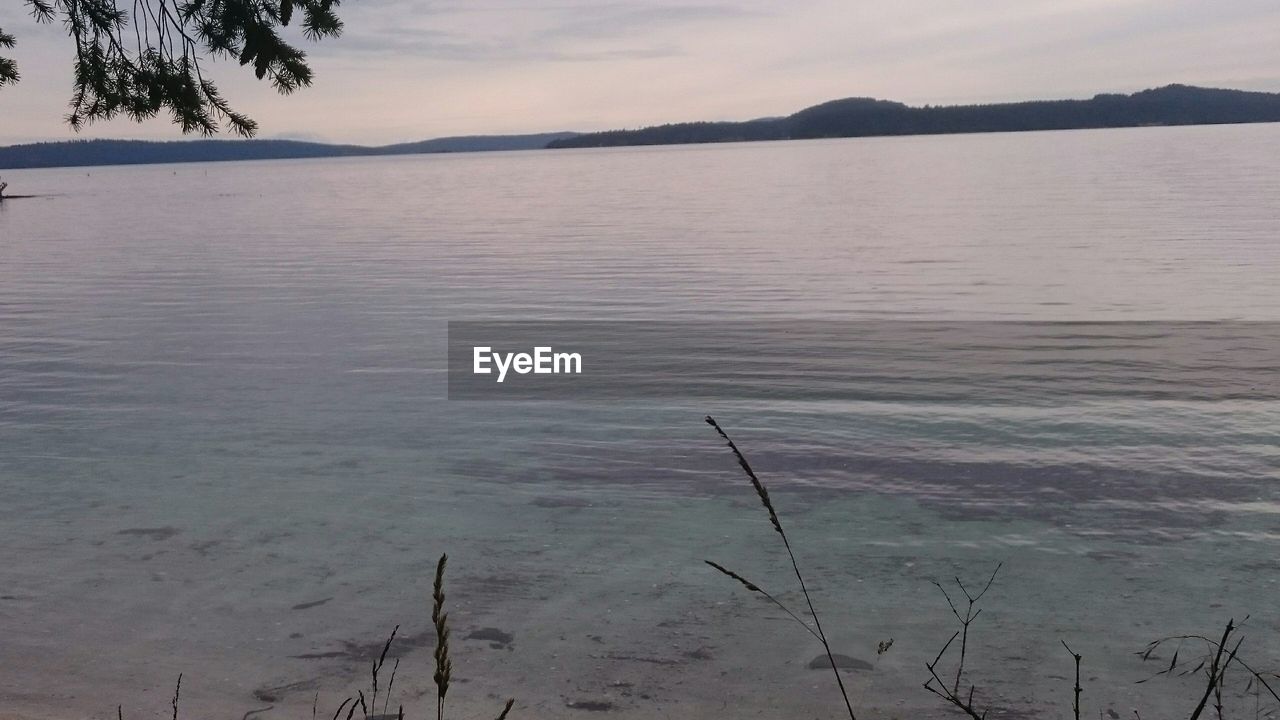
1063 640 1082 720
922 565 1002 720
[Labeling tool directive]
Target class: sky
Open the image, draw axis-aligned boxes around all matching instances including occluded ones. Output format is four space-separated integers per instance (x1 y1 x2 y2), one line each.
1 0 1279 145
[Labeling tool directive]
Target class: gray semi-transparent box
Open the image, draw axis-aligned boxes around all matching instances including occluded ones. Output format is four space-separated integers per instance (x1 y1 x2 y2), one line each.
447 321 1280 402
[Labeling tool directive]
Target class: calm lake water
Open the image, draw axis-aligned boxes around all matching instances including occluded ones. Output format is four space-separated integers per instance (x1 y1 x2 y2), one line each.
2 124 1279 720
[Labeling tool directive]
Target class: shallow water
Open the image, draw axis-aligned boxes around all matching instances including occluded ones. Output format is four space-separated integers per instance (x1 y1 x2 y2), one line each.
2 124 1279 720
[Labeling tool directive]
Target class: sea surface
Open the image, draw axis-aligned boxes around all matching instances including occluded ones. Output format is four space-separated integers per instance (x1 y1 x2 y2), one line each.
2 124 1279 720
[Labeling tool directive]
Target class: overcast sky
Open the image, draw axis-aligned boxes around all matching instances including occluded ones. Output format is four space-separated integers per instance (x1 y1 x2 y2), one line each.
1 0 1279 145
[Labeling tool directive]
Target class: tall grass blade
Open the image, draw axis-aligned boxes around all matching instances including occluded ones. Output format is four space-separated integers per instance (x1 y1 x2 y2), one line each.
704 415 858 720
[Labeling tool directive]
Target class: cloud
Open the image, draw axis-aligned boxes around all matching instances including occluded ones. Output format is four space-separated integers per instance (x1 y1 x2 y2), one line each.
330 1 753 62
537 3 759 41
333 26 683 63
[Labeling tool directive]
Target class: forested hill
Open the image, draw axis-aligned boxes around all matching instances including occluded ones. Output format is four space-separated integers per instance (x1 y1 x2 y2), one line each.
0 132 578 170
548 85 1280 148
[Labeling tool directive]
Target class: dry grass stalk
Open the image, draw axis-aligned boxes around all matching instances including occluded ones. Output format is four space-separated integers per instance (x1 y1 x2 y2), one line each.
370 625 399 719
703 560 822 643
171 674 182 720
432 553 452 720
382 657 400 717
1138 618 1280 720
703 415 858 720
331 696 353 720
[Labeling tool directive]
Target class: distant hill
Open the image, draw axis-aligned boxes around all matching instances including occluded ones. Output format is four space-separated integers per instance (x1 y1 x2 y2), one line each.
7 85 1277 168
0 132 579 170
376 134 576 155
548 85 1280 149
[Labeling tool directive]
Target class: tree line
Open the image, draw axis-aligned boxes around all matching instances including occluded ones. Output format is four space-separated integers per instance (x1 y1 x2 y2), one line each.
548 85 1280 148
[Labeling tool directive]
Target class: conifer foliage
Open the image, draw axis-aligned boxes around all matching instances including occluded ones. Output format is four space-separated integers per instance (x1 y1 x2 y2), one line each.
0 0 345 135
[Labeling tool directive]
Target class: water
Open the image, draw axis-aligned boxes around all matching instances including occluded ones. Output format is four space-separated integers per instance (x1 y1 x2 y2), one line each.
2 123 1279 720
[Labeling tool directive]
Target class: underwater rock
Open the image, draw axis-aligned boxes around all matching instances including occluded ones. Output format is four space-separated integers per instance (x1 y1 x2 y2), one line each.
532 496 594 508
466 627 514 647
291 597 333 610
253 678 320 702
118 527 181 541
683 647 714 661
808 653 873 671
565 700 614 712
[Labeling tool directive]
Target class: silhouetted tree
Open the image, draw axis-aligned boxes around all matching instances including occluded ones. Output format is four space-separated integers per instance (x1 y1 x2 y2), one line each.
0 0 345 136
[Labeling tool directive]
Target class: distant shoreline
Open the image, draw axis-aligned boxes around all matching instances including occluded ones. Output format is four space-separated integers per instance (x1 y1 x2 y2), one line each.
4 84 1280 170
0 132 580 171
5 118 1276 174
